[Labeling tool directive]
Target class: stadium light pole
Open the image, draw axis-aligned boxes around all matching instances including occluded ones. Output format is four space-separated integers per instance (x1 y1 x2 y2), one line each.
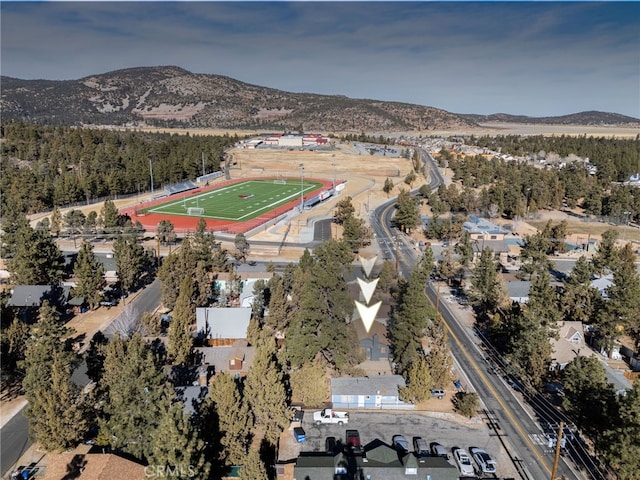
149 158 154 193
332 163 336 189
299 163 304 212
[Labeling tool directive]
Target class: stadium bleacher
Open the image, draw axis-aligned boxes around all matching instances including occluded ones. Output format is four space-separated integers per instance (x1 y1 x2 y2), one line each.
164 180 197 196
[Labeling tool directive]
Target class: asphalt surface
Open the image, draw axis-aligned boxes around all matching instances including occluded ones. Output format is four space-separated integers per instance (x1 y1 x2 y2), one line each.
0 408 30 477
369 150 586 480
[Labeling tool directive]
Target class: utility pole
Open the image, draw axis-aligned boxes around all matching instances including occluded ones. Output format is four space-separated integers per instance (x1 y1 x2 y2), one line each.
395 236 399 274
299 163 305 212
149 158 154 193
332 162 336 189
550 422 564 480
623 211 632 243
202 152 206 177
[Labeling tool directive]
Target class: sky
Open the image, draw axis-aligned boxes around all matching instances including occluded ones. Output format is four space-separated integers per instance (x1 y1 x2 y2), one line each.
1 1 639 118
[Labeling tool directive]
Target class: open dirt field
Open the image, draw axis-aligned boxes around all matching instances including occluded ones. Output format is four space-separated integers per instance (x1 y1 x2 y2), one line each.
134 123 640 139
415 122 640 139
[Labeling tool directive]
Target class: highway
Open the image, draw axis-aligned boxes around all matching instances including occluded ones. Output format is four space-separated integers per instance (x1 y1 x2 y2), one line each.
369 149 589 480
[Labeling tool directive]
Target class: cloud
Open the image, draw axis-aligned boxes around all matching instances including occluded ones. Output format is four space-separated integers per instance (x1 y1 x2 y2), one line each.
1 1 638 117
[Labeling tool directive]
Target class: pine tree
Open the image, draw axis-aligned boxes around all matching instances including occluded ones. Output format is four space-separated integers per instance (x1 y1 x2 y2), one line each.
113 236 151 294
244 337 290 446
562 356 616 449
469 247 507 315
603 382 640 480
383 178 394 197
560 256 597 324
503 305 554 387
239 448 269 480
263 276 292 335
193 261 212 307
606 244 640 349
388 259 436 374
85 331 109 383
100 199 120 232
526 270 561 327
208 373 252 465
333 197 355 225
437 246 461 285
73 240 106 309
168 276 195 365
394 189 420 233
50 206 62 237
156 220 176 246
342 215 368 251
289 359 329 407
149 402 210 479
21 302 86 451
158 252 182 309
2 316 29 375
9 224 65 285
100 333 172 461
593 229 619 275
398 356 432 403
192 218 217 267
234 233 250 262
425 319 453 387
286 241 358 370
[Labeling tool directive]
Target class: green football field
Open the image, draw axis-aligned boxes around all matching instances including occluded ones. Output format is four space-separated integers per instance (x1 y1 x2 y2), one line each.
144 179 323 221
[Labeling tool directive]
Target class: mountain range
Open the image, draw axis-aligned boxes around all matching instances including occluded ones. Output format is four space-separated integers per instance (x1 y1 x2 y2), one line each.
1 66 638 132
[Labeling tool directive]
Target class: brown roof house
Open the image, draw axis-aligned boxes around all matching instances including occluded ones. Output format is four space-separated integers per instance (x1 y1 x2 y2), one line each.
42 448 145 480
194 339 256 381
550 321 595 370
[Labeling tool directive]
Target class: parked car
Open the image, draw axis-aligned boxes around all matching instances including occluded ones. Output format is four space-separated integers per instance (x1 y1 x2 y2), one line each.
392 435 410 453
413 437 429 458
345 430 363 456
453 447 475 476
313 408 349 425
430 442 449 459
431 389 445 400
325 436 337 455
470 447 497 474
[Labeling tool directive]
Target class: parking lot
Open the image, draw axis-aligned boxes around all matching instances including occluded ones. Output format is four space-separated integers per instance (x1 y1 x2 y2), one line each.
282 409 520 478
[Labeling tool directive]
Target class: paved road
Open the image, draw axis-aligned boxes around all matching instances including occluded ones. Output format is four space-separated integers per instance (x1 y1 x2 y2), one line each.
426 282 581 480
372 151 588 480
0 407 30 477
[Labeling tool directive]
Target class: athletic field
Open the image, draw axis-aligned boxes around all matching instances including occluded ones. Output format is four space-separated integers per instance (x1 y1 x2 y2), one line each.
141 178 324 222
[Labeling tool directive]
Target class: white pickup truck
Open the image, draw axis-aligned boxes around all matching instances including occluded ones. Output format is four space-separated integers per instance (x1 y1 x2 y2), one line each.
313 408 349 425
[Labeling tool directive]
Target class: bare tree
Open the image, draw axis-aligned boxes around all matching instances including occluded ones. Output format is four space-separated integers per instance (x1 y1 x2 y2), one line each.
105 304 144 339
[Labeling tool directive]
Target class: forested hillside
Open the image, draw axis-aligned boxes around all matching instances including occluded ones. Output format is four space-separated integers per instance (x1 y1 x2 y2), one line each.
0 122 237 214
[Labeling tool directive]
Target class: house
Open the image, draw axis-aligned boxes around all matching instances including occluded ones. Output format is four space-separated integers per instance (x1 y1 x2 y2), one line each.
550 321 595 370
352 300 391 361
292 440 458 480
194 339 256 377
176 385 209 416
195 307 252 343
471 239 510 264
330 375 413 410
7 285 68 308
213 272 273 307
591 275 613 299
505 280 531 304
42 447 145 480
463 216 507 241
